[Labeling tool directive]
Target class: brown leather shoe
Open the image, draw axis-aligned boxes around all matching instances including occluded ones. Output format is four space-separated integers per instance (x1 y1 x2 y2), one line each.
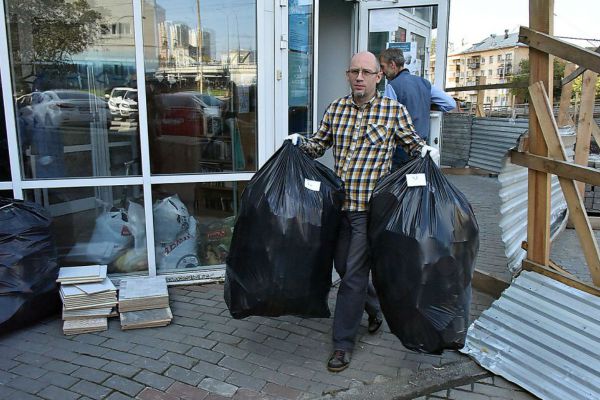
368 314 383 334
327 349 351 372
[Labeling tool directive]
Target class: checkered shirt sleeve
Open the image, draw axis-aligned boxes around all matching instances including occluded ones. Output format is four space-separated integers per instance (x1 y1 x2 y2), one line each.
300 94 425 211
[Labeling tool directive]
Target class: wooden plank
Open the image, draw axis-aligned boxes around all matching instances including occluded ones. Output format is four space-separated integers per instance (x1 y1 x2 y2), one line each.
592 121 600 147
568 216 600 230
548 259 577 279
527 1 554 268
574 70 599 195
472 269 510 299
519 26 600 74
510 150 600 186
522 259 600 297
445 81 528 92
557 63 577 126
528 81 600 286
475 77 486 117
561 45 600 85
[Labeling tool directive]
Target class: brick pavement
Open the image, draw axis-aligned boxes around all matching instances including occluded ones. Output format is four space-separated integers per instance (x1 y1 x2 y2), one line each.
1 174 556 400
0 283 496 400
446 175 511 282
416 376 536 400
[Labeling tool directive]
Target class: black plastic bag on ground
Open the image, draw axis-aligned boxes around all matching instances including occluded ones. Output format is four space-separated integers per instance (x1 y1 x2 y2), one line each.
0 198 60 334
225 141 344 319
368 155 479 353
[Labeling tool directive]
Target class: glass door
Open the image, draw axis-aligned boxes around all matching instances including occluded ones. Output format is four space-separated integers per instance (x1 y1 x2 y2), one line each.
357 0 450 150
357 0 450 88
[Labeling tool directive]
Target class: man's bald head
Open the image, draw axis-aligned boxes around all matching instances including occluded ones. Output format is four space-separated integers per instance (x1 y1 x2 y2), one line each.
349 52 380 72
346 52 382 105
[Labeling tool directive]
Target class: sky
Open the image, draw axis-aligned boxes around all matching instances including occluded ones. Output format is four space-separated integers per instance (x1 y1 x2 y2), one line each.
448 0 600 50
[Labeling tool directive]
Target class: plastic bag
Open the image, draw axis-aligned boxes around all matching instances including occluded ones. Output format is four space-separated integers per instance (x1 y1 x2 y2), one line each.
66 207 132 265
368 155 479 353
153 194 199 271
0 198 60 333
225 141 345 319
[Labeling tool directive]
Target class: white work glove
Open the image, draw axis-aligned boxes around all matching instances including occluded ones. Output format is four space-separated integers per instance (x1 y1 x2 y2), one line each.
285 133 303 146
420 145 440 165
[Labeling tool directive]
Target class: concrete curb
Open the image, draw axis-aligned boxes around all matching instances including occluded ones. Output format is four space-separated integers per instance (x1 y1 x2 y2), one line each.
317 359 490 400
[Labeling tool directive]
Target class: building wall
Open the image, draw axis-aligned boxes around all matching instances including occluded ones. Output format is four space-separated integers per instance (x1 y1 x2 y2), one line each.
446 45 528 109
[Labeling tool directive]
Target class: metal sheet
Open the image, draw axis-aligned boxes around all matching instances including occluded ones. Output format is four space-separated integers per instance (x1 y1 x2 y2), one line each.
497 129 575 273
468 117 528 173
441 113 472 168
461 271 600 400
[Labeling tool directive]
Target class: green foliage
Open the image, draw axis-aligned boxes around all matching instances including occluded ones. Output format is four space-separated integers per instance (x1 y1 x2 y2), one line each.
509 58 566 103
572 73 600 97
9 0 102 64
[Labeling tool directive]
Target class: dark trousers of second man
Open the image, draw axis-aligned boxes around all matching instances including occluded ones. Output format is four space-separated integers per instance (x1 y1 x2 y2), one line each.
332 211 381 352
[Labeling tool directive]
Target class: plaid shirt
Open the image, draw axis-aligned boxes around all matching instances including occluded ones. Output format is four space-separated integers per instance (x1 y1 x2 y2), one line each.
300 93 425 211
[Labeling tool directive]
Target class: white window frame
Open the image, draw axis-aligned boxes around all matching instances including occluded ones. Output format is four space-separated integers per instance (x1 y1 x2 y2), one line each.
356 0 450 89
0 0 273 284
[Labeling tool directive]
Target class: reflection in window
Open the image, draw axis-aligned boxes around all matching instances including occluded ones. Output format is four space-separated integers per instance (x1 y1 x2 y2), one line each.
0 81 9 181
24 185 147 275
144 0 258 175
368 6 436 90
288 0 314 136
152 182 247 272
5 0 141 179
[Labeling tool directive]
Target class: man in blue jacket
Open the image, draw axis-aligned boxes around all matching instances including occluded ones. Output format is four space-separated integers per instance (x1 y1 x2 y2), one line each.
379 48 455 169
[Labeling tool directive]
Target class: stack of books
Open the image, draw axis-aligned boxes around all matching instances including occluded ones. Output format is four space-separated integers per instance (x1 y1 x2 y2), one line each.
118 276 172 330
57 265 117 335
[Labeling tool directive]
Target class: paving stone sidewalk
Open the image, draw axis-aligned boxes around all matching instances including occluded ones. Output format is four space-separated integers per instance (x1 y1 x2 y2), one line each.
0 283 498 400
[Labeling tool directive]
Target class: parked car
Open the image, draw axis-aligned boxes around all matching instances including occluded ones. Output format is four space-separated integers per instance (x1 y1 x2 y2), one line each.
156 92 223 137
118 89 138 119
31 90 109 127
107 87 133 117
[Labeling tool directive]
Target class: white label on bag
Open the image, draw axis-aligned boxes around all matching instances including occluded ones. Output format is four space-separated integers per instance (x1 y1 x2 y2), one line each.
406 173 427 187
304 179 321 191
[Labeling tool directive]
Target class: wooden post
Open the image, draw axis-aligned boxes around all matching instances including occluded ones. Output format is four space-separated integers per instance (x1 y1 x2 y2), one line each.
529 81 600 286
527 0 554 267
557 62 577 127
574 70 599 195
475 77 486 117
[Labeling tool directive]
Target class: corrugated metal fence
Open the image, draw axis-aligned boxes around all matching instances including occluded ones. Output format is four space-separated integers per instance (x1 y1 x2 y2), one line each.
462 271 600 400
441 116 571 275
441 114 472 167
468 117 529 173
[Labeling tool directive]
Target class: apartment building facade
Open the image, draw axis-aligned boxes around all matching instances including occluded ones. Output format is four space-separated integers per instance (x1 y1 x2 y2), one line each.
446 31 529 109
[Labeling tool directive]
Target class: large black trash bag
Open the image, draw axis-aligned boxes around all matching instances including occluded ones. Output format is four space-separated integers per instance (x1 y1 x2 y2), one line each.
225 141 344 319
0 198 60 333
368 155 479 354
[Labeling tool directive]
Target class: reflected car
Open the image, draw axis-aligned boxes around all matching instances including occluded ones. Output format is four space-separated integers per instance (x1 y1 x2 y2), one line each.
156 92 223 137
107 87 133 117
31 90 109 127
119 89 138 119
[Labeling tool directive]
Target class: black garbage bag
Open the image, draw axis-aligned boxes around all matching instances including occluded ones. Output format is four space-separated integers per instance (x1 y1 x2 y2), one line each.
368 155 479 353
225 141 345 319
0 198 60 333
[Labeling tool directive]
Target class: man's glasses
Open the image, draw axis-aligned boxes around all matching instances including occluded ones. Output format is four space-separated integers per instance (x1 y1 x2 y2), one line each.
346 68 379 78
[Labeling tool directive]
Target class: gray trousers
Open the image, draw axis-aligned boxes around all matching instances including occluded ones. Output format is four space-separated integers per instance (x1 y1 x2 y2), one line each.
332 211 381 352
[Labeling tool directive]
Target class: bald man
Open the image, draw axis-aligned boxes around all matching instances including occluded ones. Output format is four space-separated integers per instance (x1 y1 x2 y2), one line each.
286 52 436 372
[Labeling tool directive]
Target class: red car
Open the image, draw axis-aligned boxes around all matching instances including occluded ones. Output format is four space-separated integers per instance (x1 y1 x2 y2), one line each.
156 92 223 137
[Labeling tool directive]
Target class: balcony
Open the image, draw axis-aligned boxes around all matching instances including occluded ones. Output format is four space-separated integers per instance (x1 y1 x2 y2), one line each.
468 62 480 69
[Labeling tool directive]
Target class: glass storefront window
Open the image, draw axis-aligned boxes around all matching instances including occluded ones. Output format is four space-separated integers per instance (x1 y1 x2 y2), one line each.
288 0 314 136
152 181 247 273
5 0 141 179
24 185 147 275
144 0 258 175
0 80 10 181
